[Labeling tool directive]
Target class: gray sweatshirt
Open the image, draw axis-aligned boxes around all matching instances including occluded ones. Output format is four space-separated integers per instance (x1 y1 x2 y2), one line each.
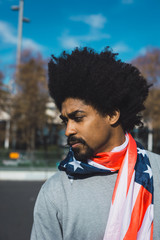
31 151 160 240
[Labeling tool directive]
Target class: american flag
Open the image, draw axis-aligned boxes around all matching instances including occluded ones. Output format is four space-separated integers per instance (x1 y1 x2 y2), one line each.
59 134 153 239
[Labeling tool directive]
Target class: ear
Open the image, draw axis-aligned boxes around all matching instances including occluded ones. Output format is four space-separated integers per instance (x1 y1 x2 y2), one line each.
106 110 120 125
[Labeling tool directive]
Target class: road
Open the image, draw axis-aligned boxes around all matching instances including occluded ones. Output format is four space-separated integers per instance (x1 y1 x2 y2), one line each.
0 181 44 240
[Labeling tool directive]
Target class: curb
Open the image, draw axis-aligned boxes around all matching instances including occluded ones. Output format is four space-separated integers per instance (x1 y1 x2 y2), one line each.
0 170 57 181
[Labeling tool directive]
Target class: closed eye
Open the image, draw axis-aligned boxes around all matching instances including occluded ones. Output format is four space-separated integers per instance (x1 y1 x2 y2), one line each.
74 117 84 122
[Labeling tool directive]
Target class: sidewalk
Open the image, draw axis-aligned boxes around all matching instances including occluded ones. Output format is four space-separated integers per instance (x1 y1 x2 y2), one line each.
0 168 57 181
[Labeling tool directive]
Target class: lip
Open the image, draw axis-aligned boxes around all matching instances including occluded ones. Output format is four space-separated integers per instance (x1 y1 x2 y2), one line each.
71 142 82 148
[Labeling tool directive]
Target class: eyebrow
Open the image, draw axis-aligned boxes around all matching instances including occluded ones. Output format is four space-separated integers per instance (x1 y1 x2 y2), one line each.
60 110 85 120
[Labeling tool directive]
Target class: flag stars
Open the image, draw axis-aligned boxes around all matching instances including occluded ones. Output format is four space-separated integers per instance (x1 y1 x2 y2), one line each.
144 165 153 179
68 157 84 171
137 148 146 157
64 163 67 168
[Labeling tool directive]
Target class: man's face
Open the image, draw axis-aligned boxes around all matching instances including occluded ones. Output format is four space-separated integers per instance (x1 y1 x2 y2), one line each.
60 98 117 161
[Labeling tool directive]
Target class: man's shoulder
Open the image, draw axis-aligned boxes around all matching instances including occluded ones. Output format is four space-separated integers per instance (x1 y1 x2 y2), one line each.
37 171 70 206
146 151 160 239
42 171 68 191
146 150 160 159
146 151 160 169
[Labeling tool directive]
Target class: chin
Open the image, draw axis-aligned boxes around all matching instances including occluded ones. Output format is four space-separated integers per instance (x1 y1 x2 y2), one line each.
72 147 94 162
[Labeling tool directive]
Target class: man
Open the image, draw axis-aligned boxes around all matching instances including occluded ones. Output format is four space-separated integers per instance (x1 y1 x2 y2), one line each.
31 47 160 239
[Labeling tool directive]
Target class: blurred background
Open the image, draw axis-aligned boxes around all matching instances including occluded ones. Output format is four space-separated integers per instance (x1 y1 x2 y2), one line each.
0 0 160 239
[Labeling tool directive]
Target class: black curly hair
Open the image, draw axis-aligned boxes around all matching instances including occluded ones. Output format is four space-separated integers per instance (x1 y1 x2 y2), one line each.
48 47 150 132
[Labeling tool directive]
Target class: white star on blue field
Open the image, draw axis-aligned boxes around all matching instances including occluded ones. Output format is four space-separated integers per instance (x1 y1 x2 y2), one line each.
0 0 160 82
68 158 84 171
144 165 153 179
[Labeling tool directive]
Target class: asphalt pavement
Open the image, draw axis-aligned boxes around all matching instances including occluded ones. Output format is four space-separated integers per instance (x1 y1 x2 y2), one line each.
0 181 44 240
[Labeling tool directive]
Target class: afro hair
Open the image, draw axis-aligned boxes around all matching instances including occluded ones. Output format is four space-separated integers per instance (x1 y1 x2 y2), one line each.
48 47 150 132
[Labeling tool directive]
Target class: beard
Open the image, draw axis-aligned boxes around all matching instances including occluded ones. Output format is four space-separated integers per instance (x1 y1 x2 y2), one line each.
73 146 94 162
67 135 94 162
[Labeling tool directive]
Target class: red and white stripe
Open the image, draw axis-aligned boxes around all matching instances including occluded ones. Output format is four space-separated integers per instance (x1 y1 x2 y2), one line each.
103 134 153 240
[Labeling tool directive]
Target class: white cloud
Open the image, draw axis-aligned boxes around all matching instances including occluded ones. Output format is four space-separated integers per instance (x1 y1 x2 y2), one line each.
70 14 107 29
0 20 44 51
0 21 17 45
122 0 134 4
138 47 147 55
81 28 110 41
112 42 131 53
59 13 109 50
59 29 110 50
59 32 80 49
22 39 45 51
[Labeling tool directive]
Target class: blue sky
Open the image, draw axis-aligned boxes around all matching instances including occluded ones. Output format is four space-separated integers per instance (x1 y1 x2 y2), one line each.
0 0 160 82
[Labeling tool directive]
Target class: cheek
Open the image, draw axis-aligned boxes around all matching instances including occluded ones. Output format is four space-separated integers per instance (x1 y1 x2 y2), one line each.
92 118 109 133
84 120 109 142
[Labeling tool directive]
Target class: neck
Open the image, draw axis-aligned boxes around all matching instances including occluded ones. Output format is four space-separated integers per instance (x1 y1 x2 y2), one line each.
109 126 126 152
96 126 126 153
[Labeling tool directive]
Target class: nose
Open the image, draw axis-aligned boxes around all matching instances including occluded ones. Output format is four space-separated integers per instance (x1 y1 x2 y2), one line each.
65 120 77 137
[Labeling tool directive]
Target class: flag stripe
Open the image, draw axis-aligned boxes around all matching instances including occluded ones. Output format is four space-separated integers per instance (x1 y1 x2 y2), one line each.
103 135 153 240
59 134 154 240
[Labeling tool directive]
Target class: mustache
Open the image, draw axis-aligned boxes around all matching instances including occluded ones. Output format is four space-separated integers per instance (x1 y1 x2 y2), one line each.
67 135 86 146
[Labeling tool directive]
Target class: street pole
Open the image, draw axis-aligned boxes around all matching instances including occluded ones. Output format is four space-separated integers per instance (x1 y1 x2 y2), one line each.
17 0 24 66
11 0 30 66
4 120 10 149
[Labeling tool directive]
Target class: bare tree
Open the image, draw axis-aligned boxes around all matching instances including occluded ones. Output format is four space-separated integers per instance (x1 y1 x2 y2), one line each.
12 50 49 150
132 47 160 152
0 71 10 110
132 47 160 127
0 71 12 149
132 47 160 87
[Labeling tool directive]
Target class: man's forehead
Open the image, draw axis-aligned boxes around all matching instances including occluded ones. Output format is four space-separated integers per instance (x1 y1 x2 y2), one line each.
61 98 89 115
